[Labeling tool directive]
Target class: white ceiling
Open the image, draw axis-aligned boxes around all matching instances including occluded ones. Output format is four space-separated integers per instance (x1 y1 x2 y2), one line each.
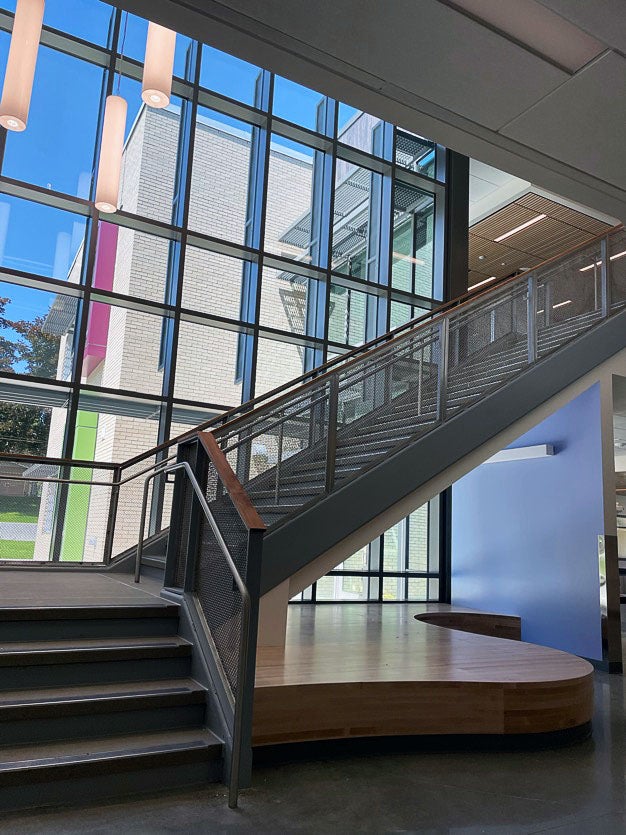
115 0 626 222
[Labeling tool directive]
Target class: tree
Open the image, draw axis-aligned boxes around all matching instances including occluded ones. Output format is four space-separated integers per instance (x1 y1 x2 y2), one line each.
0 298 58 456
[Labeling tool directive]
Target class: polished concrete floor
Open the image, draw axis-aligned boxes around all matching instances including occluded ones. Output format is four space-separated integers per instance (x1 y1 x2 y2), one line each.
1 665 624 834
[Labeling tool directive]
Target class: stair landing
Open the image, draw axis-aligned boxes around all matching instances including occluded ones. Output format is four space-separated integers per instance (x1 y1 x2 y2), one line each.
0 570 165 610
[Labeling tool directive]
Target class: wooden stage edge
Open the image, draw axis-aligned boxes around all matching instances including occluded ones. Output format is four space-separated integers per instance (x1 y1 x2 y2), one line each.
253 604 594 746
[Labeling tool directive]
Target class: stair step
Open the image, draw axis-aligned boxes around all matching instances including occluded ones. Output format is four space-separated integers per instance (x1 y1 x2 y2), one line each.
0 678 207 745
0 636 193 690
0 604 180 642
0 728 222 811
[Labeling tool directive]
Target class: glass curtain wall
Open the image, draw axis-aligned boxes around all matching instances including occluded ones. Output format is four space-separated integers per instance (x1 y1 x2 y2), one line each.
0 1 445 597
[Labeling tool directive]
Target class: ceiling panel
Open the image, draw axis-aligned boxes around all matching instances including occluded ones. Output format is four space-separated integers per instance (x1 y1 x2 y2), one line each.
210 0 568 130
536 0 626 55
468 190 613 282
501 52 626 190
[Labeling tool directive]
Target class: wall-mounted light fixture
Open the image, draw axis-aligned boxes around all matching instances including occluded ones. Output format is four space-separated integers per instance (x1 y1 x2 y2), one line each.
94 95 127 214
0 0 45 131
141 22 176 108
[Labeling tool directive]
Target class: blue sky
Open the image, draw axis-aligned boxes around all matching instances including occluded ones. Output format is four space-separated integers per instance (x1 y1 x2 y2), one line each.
0 1 360 334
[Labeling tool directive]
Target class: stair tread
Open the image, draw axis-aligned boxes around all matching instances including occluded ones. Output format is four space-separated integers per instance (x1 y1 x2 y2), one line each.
0 604 179 622
0 728 221 771
0 635 191 654
0 678 205 710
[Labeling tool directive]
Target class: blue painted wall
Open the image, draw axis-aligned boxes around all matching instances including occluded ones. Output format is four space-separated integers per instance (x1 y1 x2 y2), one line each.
452 384 604 660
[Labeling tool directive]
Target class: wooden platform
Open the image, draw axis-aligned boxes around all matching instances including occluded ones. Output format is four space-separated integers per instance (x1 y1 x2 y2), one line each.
253 604 594 746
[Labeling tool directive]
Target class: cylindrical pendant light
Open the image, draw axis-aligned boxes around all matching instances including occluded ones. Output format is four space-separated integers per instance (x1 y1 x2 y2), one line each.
141 22 176 108
0 0 45 131
95 95 127 214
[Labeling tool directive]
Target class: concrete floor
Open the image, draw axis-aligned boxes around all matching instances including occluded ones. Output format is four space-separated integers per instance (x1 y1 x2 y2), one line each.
1 667 624 834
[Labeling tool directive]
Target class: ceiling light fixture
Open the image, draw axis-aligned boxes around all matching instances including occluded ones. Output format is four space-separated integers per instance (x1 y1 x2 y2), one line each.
141 22 176 108
468 275 497 290
94 94 127 213
494 214 546 242
0 0 45 131
552 299 572 309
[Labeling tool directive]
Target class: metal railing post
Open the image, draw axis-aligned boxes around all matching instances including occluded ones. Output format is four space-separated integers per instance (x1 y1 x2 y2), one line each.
103 465 122 565
527 272 538 364
325 374 339 494
274 421 284 505
437 317 449 422
601 235 611 318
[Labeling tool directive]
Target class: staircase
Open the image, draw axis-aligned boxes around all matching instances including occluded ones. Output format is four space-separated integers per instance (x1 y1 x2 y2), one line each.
0 227 624 811
0 599 221 810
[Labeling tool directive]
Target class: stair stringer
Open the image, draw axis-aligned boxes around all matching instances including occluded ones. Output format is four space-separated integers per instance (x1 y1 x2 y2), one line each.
260 308 626 597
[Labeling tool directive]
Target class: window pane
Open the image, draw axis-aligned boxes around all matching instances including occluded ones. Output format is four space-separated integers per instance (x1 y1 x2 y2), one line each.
328 282 382 347
2 47 103 198
0 398 66 456
0 195 87 281
182 247 256 321
45 0 114 44
332 162 382 279
81 301 165 395
337 105 388 157
0 282 76 381
189 109 256 244
395 129 436 179
382 576 404 601
200 45 262 105
272 77 327 131
316 574 369 601
116 75 183 224
408 505 429 571
392 183 435 296
408 578 428 601
259 268 323 337
383 521 404 571
390 300 428 329
122 13 193 78
99 223 170 305
254 336 307 396
264 137 315 262
175 321 242 406
335 545 369 571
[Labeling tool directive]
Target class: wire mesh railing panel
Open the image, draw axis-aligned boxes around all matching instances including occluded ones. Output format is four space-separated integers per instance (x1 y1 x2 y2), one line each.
535 241 603 357
610 228 626 308
194 460 250 698
111 456 157 559
447 284 529 416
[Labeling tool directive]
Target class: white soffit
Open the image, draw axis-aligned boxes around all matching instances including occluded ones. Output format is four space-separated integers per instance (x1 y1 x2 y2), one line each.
501 52 626 191
448 0 605 72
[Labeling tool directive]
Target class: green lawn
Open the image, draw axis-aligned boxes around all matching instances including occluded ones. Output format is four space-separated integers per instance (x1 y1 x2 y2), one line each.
0 539 35 559
0 495 40 522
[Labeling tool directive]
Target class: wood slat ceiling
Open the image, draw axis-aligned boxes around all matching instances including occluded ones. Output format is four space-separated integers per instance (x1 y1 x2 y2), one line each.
468 191 614 287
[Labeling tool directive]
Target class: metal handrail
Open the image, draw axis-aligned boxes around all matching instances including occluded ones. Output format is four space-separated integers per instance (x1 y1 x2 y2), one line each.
117 223 622 470
0 453 178 488
135 460 251 810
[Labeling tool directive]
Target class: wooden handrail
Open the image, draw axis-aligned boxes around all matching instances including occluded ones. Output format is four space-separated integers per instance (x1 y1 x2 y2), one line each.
198 432 266 532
